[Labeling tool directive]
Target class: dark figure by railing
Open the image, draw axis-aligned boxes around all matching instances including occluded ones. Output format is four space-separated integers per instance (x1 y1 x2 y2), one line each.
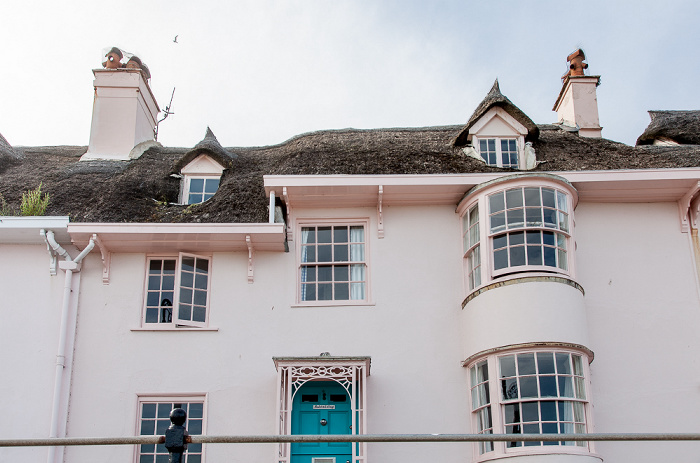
164 408 189 463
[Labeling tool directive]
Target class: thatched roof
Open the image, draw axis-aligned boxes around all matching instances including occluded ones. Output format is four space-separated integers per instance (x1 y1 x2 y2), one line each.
0 132 20 170
453 80 539 147
636 111 700 146
0 124 699 224
173 127 237 172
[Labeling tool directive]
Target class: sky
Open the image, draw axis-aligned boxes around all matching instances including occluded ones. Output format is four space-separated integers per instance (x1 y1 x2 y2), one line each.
1 0 699 149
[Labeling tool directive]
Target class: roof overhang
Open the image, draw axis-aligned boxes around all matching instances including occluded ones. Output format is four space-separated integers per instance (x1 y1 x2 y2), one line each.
265 169 700 208
68 222 286 253
0 216 70 245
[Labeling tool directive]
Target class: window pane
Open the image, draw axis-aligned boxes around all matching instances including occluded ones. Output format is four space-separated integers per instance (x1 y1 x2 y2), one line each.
524 188 541 206
509 231 524 245
301 228 315 244
506 208 524 229
317 227 332 243
194 273 207 290
195 258 208 272
317 266 332 281
335 283 349 300
489 192 505 213
500 355 516 377
556 353 571 374
540 400 557 421
350 282 365 300
559 377 574 397
142 403 156 419
333 226 349 243
189 403 203 419
494 249 508 270
504 404 520 424
509 246 526 266
181 257 195 273
537 352 555 374
501 378 518 400
543 208 557 227
301 283 316 301
519 376 538 398
490 212 505 232
557 191 568 212
334 244 348 261
189 178 204 193
334 265 349 281
544 247 556 267
204 178 220 193
506 189 523 209
527 245 543 266
317 245 332 262
542 188 556 208
525 207 543 226
178 304 191 321
318 283 332 300
522 401 539 422
539 376 557 397
517 354 536 375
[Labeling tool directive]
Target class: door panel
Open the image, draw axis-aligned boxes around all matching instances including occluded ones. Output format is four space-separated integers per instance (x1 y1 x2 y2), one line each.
291 381 352 463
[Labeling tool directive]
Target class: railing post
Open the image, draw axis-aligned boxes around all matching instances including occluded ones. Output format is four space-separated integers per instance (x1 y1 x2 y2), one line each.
164 408 190 463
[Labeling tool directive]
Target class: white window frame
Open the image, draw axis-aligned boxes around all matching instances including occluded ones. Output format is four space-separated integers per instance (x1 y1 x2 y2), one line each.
458 176 577 298
462 203 481 292
474 137 521 168
181 174 222 205
488 186 571 278
135 394 207 463
295 219 370 306
142 253 212 328
466 347 593 461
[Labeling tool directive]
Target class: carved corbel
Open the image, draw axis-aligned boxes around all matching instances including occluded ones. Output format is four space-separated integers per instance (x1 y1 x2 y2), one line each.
92 234 111 284
377 185 385 239
246 235 254 284
678 181 700 233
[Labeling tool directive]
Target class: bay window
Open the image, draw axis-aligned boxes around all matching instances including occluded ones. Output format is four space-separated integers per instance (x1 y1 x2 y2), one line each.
458 175 577 297
467 347 592 459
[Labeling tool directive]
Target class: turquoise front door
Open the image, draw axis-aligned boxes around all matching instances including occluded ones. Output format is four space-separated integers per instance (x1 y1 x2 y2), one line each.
291 381 352 463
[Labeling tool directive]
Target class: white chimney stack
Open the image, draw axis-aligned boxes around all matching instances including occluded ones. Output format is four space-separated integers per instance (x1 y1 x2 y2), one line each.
552 49 602 138
82 48 160 161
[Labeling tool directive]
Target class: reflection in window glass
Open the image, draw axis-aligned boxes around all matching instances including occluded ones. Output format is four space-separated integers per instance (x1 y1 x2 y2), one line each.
138 400 204 462
499 352 587 447
188 177 220 204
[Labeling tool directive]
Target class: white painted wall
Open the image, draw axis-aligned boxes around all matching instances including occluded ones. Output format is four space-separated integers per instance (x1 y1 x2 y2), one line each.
3 199 700 462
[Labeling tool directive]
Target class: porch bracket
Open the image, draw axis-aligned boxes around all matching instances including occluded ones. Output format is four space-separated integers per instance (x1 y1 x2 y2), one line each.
678 181 700 232
93 233 111 284
283 187 293 242
246 235 254 284
377 185 384 239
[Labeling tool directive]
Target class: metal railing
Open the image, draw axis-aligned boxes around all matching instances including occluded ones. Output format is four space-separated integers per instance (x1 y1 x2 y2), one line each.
2 433 700 447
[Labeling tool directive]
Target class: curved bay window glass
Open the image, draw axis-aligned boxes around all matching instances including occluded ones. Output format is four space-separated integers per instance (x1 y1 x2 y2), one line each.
489 187 569 275
469 360 493 455
462 204 481 291
499 352 587 448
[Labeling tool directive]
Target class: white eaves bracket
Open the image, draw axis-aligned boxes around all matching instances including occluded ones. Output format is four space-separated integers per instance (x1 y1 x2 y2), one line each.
93 234 111 284
377 185 384 239
246 235 255 283
678 181 700 233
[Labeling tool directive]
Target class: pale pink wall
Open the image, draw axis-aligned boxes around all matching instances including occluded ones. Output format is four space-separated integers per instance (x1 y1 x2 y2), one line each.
62 205 474 462
576 201 700 462
0 245 68 461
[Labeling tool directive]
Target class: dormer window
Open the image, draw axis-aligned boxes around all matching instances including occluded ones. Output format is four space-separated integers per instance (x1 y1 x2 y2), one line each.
179 154 224 205
453 80 539 171
184 177 220 204
478 138 519 168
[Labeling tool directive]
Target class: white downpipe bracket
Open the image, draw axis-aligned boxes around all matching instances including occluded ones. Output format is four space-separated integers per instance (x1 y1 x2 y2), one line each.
42 230 94 463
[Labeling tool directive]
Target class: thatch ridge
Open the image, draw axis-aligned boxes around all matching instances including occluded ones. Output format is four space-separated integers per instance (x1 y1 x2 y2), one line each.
453 80 539 147
636 110 700 146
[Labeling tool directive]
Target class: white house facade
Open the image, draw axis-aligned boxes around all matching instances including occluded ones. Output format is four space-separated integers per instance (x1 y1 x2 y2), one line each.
1 49 700 463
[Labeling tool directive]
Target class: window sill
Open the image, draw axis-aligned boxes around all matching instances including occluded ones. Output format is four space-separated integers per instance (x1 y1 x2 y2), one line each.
291 300 376 308
131 326 219 332
463 273 583 308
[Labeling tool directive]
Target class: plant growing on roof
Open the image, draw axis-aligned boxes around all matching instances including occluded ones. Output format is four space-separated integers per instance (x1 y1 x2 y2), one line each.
20 183 50 216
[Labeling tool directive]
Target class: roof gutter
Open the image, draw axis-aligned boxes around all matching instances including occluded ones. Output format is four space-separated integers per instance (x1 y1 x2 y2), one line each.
41 229 94 463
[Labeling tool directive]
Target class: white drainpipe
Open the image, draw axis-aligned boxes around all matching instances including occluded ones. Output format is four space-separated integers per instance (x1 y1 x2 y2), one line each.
41 230 95 463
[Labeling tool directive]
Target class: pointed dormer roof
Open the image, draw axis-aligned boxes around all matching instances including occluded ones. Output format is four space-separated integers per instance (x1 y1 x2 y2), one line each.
453 80 539 147
174 127 237 172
